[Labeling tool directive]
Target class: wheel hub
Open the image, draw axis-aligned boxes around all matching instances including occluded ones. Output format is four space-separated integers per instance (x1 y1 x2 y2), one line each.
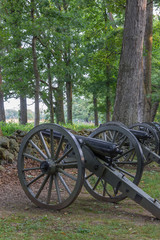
40 160 56 174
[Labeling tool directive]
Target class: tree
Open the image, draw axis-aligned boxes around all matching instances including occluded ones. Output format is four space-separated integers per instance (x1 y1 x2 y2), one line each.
77 0 123 125
0 0 32 124
143 0 153 121
113 0 147 125
0 67 6 122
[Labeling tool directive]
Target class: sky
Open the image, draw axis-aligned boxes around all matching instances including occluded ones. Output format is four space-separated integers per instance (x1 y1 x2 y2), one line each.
4 98 47 112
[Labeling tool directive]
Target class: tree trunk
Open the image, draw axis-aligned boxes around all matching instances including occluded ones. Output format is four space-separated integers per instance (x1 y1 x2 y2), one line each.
55 84 65 124
106 95 111 122
66 81 72 124
112 0 147 125
151 101 159 121
47 63 54 123
31 2 40 126
0 67 6 122
19 95 27 124
32 36 40 126
143 0 153 122
93 95 98 126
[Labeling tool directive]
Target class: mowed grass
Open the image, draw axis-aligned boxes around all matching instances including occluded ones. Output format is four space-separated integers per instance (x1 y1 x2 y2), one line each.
0 212 159 240
1 169 160 240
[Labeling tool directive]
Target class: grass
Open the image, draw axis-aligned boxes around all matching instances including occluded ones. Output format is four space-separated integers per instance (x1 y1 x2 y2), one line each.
0 122 34 136
0 121 96 136
0 203 160 240
1 170 160 240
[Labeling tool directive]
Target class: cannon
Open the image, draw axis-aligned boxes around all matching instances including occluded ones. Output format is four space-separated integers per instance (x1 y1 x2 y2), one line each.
17 122 160 219
84 121 160 204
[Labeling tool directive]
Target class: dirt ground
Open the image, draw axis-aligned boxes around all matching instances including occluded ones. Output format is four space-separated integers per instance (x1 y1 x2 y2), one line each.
0 162 160 226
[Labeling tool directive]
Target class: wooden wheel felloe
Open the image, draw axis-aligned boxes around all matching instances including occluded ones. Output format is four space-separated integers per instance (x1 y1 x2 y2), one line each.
84 122 144 203
18 124 85 210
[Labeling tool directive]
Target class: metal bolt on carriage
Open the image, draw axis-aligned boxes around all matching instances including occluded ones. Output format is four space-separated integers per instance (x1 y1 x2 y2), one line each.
17 122 160 219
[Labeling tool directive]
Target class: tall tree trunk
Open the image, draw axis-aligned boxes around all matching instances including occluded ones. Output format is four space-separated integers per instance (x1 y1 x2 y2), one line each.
106 94 111 122
47 63 54 123
143 0 153 122
66 81 72 124
31 1 40 126
112 0 147 125
0 67 6 122
19 95 27 124
55 82 65 124
32 36 40 126
151 101 159 121
93 95 98 126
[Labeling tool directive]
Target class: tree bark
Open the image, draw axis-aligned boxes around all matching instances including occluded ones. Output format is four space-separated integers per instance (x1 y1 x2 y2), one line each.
106 94 111 122
19 95 27 124
66 81 72 124
151 101 159 121
112 0 147 125
55 82 65 124
0 67 6 122
93 95 98 126
143 0 153 121
31 1 40 126
47 63 54 123
32 36 40 126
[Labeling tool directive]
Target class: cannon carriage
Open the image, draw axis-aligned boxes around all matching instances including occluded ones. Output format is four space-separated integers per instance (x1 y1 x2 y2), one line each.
17 122 160 219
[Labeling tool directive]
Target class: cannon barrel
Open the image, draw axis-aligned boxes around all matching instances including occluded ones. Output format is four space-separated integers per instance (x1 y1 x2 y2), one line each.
42 129 122 157
130 129 151 140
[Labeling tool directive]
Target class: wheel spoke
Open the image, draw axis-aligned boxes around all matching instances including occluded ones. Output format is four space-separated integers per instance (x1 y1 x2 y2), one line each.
129 150 136 162
101 180 112 198
35 174 50 199
23 153 43 163
118 136 128 148
50 129 54 159
102 180 106 197
23 167 40 171
29 140 47 160
85 172 94 180
112 130 118 143
92 177 101 191
47 174 53 204
27 173 44 187
56 147 73 163
103 132 112 142
58 169 77 181
58 173 71 194
114 166 135 178
54 135 64 160
112 147 135 161
55 174 62 203
114 161 138 165
39 131 51 158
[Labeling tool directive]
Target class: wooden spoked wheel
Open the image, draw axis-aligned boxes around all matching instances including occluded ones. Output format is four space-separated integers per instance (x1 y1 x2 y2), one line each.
84 122 144 203
18 124 84 210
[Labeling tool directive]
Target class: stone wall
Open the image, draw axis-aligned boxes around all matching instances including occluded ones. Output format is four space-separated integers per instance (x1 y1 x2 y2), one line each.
0 130 26 165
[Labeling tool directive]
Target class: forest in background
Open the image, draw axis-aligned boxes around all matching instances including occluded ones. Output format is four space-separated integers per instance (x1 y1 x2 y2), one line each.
0 0 160 126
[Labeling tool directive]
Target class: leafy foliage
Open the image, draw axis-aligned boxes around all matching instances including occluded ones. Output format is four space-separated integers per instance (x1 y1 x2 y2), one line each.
0 0 160 123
